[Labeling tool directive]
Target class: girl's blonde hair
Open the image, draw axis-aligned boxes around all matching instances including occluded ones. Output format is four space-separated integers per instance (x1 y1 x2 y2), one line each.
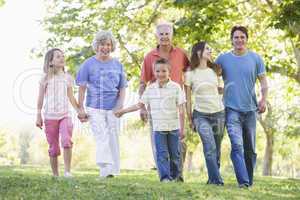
43 48 65 78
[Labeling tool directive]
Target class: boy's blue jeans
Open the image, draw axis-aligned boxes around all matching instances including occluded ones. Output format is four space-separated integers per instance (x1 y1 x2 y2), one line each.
193 110 225 184
226 107 257 186
154 129 180 181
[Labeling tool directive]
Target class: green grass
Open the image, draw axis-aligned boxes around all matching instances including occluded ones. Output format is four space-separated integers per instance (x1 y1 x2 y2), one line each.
0 166 299 200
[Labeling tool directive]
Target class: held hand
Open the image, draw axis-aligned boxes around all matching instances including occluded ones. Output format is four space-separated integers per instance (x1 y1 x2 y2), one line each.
77 109 89 123
114 110 124 118
258 98 267 113
78 115 89 123
188 115 196 132
78 116 89 123
189 122 196 132
36 115 43 130
217 86 224 94
140 107 148 123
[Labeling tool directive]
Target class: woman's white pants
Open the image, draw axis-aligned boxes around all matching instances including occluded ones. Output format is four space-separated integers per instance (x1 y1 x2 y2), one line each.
87 107 120 177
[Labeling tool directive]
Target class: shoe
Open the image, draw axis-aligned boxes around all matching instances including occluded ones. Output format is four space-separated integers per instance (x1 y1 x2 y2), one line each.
99 174 115 179
64 172 73 178
239 183 249 189
176 176 184 182
52 174 59 178
206 180 224 186
161 179 170 183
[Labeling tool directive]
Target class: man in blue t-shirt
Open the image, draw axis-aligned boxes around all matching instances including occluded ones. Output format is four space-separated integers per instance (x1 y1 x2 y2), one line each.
216 25 268 188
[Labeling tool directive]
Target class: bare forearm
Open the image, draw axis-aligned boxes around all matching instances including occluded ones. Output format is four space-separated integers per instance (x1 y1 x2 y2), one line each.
69 95 79 112
261 84 268 100
37 100 43 114
67 87 79 111
138 81 146 97
186 102 192 122
115 87 126 109
121 103 143 115
37 86 44 114
78 86 86 109
259 75 268 100
184 85 192 121
179 106 185 131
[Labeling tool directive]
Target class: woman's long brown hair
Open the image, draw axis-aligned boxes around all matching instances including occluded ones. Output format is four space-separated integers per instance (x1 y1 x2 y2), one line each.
190 41 222 76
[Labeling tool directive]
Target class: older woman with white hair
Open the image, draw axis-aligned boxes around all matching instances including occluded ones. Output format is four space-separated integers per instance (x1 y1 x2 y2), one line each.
76 30 127 178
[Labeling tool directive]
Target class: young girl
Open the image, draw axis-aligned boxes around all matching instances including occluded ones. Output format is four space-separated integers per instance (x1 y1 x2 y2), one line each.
36 48 79 177
185 41 225 185
114 58 185 182
76 30 127 178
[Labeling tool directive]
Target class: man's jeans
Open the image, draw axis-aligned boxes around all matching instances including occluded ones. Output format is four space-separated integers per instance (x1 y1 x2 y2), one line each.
154 130 180 181
193 110 225 184
226 107 257 186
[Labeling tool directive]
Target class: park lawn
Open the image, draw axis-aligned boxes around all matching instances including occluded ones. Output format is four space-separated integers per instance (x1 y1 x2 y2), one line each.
0 166 299 200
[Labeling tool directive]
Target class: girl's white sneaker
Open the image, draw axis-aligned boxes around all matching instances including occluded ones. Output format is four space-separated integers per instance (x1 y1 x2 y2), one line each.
64 172 73 178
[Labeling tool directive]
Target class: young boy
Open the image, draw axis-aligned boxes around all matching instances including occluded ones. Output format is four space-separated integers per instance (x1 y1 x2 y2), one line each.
114 58 185 182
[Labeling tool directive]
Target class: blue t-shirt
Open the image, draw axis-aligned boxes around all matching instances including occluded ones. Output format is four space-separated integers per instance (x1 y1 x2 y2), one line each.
76 56 127 110
215 51 266 112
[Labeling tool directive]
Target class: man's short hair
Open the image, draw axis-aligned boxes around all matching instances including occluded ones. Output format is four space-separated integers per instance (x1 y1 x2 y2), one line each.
154 58 171 70
231 25 248 39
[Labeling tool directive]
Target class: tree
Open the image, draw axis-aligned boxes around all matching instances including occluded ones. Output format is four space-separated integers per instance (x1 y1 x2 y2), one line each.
269 0 300 84
41 0 300 176
19 131 33 165
42 0 186 89
257 74 300 176
0 0 5 7
173 0 237 49
0 129 19 165
173 0 300 176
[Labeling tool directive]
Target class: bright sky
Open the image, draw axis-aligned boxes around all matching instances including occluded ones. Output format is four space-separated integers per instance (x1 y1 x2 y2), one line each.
0 0 47 129
0 0 138 132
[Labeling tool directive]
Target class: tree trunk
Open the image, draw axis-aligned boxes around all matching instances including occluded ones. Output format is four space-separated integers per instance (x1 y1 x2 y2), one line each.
258 101 275 176
263 131 273 176
290 38 300 84
291 163 294 178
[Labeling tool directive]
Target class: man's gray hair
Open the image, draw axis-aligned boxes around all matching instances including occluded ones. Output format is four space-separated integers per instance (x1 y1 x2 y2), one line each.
155 22 173 36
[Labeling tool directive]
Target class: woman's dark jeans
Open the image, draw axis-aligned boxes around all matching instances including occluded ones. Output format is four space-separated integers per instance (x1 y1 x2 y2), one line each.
193 110 225 184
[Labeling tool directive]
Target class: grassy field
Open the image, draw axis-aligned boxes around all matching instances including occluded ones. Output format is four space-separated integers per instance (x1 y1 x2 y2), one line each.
0 166 299 200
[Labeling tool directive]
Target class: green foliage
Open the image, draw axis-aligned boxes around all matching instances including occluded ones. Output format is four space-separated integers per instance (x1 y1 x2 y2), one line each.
1 166 300 200
173 0 300 83
184 121 200 153
40 0 300 175
19 131 33 165
0 0 4 7
0 130 19 165
42 0 182 85
271 0 300 38
268 0 300 83
173 0 237 48
122 118 148 136
41 0 300 80
281 80 300 138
